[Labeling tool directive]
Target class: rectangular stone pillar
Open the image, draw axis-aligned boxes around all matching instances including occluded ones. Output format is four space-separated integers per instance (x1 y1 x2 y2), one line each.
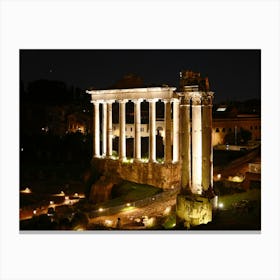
106 101 113 158
172 99 180 163
92 101 100 158
191 93 202 195
119 100 127 161
148 99 157 162
133 99 142 161
164 99 172 163
102 102 107 157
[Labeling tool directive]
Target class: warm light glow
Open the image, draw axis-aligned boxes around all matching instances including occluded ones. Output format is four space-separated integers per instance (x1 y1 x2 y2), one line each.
217 107 226 112
104 220 113 227
228 175 244 183
75 227 85 231
98 208 103 212
121 205 136 212
49 201 54 205
33 210 37 215
218 203 224 208
21 187 31 194
74 193 79 197
123 158 133 164
142 216 156 228
217 174 221 180
163 206 171 216
126 203 131 207
64 196 70 204
53 191 65 197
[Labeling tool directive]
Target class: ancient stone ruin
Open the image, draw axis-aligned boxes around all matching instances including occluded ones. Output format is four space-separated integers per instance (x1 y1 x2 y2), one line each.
86 70 215 227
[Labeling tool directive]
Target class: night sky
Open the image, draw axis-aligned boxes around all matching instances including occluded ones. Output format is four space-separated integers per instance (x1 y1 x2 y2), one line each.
20 50 261 103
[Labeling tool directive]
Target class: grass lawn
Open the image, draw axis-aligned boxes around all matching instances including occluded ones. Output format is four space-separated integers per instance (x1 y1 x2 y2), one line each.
79 180 162 210
218 189 261 210
193 189 261 230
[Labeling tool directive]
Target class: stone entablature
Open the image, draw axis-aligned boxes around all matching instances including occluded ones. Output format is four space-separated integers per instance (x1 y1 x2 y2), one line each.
87 87 176 102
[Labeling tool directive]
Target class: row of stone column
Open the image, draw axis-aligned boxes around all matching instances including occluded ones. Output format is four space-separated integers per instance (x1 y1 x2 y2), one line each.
180 91 213 195
92 99 180 163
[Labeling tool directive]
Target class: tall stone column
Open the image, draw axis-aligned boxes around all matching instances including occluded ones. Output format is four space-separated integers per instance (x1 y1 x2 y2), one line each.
102 102 107 157
202 93 214 191
164 99 172 163
92 101 100 158
119 99 127 161
148 99 157 162
106 100 113 158
172 98 180 163
133 99 142 161
179 94 191 192
191 93 202 195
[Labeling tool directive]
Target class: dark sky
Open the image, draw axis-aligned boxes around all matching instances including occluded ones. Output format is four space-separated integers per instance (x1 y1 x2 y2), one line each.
20 50 261 103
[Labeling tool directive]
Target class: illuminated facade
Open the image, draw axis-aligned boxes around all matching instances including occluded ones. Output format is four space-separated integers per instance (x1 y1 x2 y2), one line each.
67 112 91 134
212 117 261 146
87 71 214 196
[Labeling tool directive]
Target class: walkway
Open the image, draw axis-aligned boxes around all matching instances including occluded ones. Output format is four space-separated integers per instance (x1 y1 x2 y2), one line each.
87 192 177 229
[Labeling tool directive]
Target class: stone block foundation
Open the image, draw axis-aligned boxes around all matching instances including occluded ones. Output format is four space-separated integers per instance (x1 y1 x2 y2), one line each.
176 194 212 228
92 158 181 190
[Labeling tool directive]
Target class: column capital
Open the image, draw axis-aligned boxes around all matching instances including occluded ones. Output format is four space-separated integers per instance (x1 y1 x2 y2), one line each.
118 99 128 104
190 92 202 105
162 99 171 104
178 92 191 105
131 98 143 104
91 100 101 104
202 92 214 106
147 98 158 103
171 98 180 104
105 99 115 104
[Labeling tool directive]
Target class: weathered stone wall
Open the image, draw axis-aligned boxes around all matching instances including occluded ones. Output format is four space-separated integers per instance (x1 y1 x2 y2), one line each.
92 158 181 189
89 175 115 204
176 194 212 228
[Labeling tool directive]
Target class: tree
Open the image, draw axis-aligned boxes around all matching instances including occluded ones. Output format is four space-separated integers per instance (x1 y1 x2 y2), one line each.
239 128 252 144
224 128 252 145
